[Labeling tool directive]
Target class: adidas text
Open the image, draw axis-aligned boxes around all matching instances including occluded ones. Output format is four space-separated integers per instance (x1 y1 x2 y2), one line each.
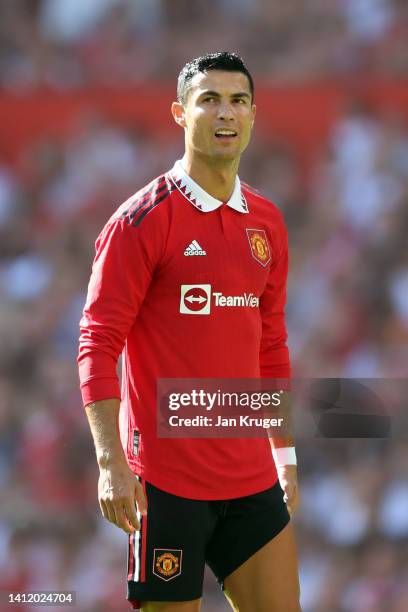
184 240 206 256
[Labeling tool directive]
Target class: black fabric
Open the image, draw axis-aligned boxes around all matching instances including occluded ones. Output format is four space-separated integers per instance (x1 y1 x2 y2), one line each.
206 482 291 585
127 480 290 607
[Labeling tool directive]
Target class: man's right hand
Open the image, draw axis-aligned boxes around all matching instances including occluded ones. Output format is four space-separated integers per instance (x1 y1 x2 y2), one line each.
98 461 148 534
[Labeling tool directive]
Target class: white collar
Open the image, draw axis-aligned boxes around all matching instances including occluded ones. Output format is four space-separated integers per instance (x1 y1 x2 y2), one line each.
169 160 248 213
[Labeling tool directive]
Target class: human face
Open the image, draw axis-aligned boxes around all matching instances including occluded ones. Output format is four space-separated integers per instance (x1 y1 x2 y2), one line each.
173 70 256 163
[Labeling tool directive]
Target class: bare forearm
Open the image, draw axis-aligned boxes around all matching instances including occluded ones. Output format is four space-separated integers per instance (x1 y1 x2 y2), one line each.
85 398 127 468
269 437 296 451
84 398 147 532
268 392 299 514
268 391 295 450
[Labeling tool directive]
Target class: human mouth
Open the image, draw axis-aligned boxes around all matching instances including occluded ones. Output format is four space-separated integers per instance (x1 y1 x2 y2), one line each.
214 128 238 140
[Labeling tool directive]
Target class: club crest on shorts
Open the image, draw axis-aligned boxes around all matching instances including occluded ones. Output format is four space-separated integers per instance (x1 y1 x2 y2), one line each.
246 228 271 267
153 549 182 581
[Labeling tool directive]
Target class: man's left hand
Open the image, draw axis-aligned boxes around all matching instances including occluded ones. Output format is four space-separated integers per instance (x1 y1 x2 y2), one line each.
277 464 300 516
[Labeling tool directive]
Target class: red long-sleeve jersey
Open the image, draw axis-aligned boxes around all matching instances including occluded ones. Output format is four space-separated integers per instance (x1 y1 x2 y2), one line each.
78 160 290 500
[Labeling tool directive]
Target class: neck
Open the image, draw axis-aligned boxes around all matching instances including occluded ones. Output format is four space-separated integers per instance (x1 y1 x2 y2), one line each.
181 151 240 202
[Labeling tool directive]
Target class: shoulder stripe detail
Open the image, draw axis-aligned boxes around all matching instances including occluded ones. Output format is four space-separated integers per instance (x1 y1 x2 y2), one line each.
132 184 177 227
127 180 169 223
121 176 167 221
135 175 167 202
241 182 260 196
129 183 171 225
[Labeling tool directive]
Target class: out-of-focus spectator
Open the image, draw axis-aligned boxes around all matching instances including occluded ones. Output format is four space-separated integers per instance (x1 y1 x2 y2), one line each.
1 2 407 610
1 0 408 90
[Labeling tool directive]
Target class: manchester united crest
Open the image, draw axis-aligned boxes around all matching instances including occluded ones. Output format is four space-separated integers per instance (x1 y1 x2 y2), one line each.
246 229 271 267
153 549 182 581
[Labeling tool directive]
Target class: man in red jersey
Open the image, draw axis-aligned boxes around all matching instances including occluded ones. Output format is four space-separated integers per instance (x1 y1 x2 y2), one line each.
78 52 301 611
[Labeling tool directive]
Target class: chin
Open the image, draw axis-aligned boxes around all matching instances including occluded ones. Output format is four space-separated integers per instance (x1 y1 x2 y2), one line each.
212 148 240 160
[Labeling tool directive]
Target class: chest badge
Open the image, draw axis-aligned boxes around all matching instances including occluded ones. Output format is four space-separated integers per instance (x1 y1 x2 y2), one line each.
246 229 271 267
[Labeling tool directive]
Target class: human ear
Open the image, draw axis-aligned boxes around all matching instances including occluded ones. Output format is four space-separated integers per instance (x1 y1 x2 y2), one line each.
171 101 187 128
251 104 256 127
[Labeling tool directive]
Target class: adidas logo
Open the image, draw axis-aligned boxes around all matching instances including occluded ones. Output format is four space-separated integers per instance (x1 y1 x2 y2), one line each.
184 240 206 256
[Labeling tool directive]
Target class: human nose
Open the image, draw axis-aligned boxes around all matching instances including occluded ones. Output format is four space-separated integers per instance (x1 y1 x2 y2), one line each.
217 100 234 120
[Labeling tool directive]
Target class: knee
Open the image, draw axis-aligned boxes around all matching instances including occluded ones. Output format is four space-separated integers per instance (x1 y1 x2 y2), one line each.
268 600 300 612
283 601 301 612
283 593 301 612
228 596 301 612
265 593 302 612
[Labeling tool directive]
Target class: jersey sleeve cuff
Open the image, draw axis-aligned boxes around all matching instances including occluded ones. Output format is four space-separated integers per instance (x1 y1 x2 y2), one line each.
80 377 121 406
260 361 290 377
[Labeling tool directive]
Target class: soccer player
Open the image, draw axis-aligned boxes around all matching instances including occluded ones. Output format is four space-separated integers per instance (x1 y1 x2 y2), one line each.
78 52 301 611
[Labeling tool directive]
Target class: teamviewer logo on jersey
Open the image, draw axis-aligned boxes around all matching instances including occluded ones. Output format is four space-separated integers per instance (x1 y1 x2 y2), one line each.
180 284 211 315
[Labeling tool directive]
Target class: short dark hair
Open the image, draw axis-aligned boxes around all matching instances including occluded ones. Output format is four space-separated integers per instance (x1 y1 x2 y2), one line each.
177 52 254 105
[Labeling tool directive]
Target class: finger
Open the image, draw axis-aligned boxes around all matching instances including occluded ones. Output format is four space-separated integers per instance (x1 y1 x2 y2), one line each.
288 492 299 516
101 498 116 524
286 495 295 515
99 498 108 519
112 502 135 534
283 488 296 511
135 480 148 515
282 484 293 503
124 498 141 532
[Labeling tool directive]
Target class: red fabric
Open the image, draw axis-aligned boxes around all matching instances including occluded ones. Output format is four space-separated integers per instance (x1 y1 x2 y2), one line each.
140 479 147 582
78 172 290 499
127 532 134 582
140 519 147 582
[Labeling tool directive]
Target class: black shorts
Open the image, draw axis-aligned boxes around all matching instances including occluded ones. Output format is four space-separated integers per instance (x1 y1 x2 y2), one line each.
127 479 290 609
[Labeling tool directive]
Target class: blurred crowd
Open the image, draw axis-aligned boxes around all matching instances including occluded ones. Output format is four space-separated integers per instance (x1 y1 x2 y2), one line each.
1 1 408 611
1 0 408 90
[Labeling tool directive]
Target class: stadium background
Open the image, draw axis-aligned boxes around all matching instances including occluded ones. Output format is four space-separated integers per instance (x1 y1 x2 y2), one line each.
1 1 408 610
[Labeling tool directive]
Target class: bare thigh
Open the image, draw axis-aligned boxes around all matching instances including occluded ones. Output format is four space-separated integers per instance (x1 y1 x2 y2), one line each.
141 599 201 612
223 522 301 612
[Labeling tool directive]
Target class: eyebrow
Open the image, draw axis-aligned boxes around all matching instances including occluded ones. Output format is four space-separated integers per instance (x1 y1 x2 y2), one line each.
199 90 251 99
